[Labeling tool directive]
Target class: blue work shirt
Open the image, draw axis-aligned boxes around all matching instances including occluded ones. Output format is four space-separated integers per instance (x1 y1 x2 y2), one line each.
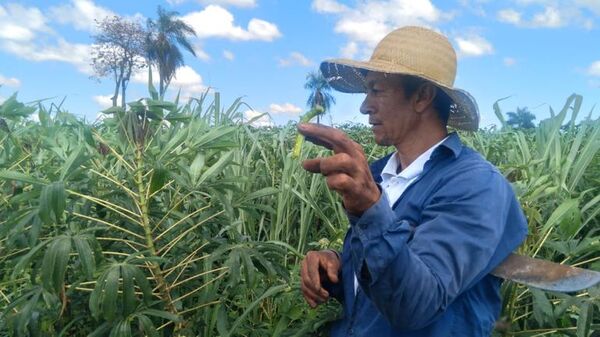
328 133 528 337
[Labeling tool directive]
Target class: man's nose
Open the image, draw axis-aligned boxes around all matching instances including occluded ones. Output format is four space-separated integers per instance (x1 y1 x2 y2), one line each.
360 96 372 115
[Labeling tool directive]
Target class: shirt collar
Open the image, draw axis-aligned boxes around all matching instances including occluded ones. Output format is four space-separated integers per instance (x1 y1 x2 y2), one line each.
381 135 450 181
437 132 463 158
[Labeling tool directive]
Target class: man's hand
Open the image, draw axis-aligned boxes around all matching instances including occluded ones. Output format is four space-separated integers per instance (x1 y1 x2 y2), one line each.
298 123 380 215
300 250 341 308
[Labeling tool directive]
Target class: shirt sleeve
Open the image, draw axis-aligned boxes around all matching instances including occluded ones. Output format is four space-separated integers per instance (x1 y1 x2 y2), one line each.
348 167 527 330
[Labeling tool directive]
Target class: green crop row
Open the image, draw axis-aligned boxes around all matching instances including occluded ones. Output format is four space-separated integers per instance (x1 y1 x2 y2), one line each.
0 91 598 337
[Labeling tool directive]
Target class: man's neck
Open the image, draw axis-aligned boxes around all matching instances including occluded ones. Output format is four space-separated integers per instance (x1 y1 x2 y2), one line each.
394 127 448 171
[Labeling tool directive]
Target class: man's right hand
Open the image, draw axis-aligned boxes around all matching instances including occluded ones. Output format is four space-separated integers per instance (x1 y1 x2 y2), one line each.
300 250 341 308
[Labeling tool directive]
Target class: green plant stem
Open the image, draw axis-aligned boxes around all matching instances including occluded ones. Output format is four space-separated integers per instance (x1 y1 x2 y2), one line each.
134 145 181 330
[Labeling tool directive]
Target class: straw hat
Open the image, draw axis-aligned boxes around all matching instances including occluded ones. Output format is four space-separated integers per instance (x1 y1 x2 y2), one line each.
320 26 480 131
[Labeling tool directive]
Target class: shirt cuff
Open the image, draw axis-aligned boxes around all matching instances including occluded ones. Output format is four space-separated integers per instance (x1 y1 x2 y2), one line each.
347 191 397 242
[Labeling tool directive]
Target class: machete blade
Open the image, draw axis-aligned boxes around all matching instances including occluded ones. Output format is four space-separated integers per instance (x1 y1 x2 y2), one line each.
491 253 600 292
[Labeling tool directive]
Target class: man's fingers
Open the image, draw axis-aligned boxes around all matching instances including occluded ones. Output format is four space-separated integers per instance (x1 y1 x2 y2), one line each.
303 153 358 177
306 258 328 298
298 123 357 155
301 281 325 307
302 158 322 173
326 263 339 284
300 254 328 304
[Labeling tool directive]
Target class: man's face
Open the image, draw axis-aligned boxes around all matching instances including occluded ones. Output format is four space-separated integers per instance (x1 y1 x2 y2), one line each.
360 72 418 147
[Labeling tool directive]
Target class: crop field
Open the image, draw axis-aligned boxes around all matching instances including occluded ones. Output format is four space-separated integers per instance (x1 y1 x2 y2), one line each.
0 91 599 337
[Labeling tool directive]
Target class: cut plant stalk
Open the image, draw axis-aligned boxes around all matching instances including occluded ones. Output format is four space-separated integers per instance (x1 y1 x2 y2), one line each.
292 105 325 158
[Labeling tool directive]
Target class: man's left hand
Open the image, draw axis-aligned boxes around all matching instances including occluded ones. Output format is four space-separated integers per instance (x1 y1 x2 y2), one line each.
298 123 380 215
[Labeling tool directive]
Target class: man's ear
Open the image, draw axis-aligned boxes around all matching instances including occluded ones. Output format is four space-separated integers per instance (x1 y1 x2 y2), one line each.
413 83 436 114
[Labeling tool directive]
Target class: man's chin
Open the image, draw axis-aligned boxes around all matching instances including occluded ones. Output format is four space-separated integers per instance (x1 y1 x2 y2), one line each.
372 136 390 147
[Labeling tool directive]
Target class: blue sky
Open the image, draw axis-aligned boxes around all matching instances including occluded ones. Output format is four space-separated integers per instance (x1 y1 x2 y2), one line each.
1 0 600 128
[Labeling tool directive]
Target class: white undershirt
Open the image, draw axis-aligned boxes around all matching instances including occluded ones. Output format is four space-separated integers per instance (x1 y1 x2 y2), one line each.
353 136 448 294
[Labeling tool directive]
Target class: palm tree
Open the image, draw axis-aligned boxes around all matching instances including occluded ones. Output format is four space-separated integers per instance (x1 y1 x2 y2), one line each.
146 6 197 98
506 107 536 129
304 70 336 123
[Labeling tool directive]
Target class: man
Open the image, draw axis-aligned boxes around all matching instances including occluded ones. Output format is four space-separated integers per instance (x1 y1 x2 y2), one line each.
298 26 528 336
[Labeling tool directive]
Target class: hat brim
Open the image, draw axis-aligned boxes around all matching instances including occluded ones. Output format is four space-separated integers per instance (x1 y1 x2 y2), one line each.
320 59 480 131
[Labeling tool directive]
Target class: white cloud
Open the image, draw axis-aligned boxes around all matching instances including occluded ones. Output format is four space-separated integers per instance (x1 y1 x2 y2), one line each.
244 109 273 127
0 3 95 74
313 0 448 58
193 43 211 61
503 57 517 67
223 50 235 60
182 5 281 42
576 0 600 15
1 38 92 74
269 103 302 116
93 94 113 109
455 34 494 57
531 6 564 27
0 74 21 88
586 60 600 77
50 0 115 32
0 3 53 42
458 0 488 17
497 8 522 24
278 52 312 67
497 3 596 29
199 0 257 8
340 41 359 58
312 0 349 14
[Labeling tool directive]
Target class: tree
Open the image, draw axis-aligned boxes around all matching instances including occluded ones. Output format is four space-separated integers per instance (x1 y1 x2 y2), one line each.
304 70 336 123
91 16 147 108
146 6 197 98
506 107 536 129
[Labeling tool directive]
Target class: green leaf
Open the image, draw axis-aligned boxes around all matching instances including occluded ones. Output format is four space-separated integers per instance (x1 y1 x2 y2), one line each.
90 269 109 319
136 315 159 337
241 248 256 286
530 288 554 327
41 236 72 293
149 166 169 195
131 264 153 305
12 240 49 278
576 301 593 337
147 65 158 100
73 236 95 279
60 146 89 181
558 204 582 238
120 265 136 316
104 266 121 321
216 304 230 336
0 92 36 119
542 199 579 234
109 320 132 337
196 151 234 187
190 153 205 183
38 181 67 225
140 309 180 322
101 106 125 115
241 187 278 202
87 322 111 337
0 170 48 186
